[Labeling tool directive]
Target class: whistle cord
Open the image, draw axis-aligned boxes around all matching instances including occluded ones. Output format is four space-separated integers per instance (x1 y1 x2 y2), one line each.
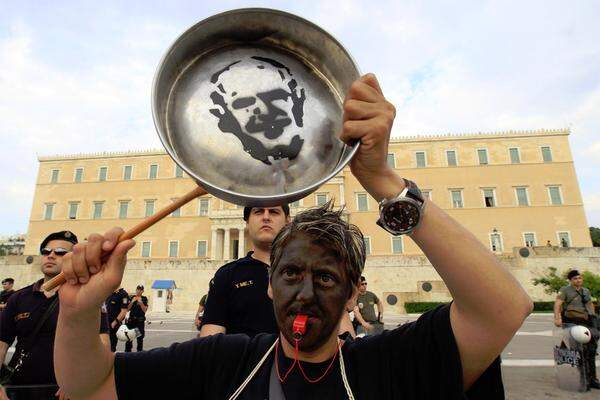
275 338 341 384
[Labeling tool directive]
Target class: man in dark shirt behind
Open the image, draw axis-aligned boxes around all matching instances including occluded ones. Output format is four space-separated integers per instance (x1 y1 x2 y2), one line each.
105 287 129 352
0 279 15 311
200 205 290 337
0 231 109 400
126 285 148 352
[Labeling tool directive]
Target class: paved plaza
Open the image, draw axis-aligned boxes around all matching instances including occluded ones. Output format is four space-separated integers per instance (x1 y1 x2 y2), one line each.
8 312 595 398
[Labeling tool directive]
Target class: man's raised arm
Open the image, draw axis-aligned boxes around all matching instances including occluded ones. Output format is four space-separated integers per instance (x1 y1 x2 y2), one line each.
340 73 533 389
54 229 135 399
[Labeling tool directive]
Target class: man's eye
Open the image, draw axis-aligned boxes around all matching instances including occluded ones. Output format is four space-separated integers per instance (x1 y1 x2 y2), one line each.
282 268 299 279
317 274 336 287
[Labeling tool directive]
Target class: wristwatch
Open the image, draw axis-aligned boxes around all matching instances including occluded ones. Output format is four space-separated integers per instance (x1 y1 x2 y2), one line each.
376 178 426 236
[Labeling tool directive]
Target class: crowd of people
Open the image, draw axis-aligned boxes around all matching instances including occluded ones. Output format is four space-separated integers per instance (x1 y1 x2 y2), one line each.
0 73 596 399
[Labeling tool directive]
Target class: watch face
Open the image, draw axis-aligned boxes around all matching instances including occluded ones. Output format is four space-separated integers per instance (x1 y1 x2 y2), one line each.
383 201 420 232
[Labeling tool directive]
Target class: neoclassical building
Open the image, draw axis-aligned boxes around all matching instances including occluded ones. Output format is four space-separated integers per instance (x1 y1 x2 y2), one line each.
24 128 592 259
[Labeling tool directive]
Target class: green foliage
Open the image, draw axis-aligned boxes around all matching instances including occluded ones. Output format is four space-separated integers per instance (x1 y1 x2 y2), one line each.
591 227 600 247
532 267 600 301
532 267 568 295
404 302 447 313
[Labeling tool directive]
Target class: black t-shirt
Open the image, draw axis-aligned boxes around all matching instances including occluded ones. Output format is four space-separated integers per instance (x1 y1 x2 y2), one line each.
0 279 109 385
0 289 15 306
106 289 129 322
115 305 503 399
128 295 148 319
202 252 278 337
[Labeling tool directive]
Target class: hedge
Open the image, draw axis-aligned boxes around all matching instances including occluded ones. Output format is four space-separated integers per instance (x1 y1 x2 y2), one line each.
533 302 554 312
404 302 447 313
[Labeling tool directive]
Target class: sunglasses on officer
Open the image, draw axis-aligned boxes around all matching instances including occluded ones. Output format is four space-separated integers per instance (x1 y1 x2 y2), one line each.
41 247 70 256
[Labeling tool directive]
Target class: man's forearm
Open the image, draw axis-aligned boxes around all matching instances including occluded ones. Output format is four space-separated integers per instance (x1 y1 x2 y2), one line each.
554 301 563 320
55 309 115 398
411 201 532 328
0 342 9 366
117 309 127 322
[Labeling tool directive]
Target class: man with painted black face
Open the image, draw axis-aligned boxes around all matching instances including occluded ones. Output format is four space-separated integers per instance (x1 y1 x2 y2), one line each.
54 73 532 399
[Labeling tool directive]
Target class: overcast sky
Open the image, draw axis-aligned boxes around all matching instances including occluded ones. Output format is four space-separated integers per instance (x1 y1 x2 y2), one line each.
1 0 599 235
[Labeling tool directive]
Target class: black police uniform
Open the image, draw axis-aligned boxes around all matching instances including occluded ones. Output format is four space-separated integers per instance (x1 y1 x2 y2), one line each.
125 295 148 352
105 288 129 352
0 279 109 397
0 289 15 308
202 252 277 337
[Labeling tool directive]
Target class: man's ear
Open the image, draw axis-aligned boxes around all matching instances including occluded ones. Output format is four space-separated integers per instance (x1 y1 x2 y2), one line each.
268 281 273 300
345 284 359 312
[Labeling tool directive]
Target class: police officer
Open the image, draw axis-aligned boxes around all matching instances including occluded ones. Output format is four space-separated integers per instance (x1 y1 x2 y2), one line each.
200 205 290 338
0 231 109 400
125 285 148 352
0 279 15 311
105 287 129 352
554 269 600 390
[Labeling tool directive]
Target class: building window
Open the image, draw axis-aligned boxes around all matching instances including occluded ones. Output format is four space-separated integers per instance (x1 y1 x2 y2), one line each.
524 232 536 247
415 151 426 168
548 186 562 205
392 237 403 254
316 193 328 206
490 232 503 252
482 188 496 207
446 150 457 166
44 203 54 220
170 198 181 217
68 202 79 220
356 193 368 211
168 241 179 258
197 240 207 257
93 201 104 219
175 165 183 178
509 148 520 164
149 164 158 179
98 166 108 181
421 190 431 201
141 241 151 257
290 200 300 208
451 190 463 208
541 146 553 162
387 153 396 168
74 168 83 183
477 149 488 165
122 165 132 181
558 232 571 248
50 169 59 183
515 187 529 206
145 200 155 217
364 237 371 255
118 201 129 219
198 198 210 216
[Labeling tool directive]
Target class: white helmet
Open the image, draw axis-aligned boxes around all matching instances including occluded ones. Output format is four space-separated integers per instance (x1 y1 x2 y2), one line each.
570 325 592 344
116 325 140 342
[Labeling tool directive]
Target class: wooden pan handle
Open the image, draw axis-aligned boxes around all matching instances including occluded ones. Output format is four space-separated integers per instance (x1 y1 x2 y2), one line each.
41 186 207 291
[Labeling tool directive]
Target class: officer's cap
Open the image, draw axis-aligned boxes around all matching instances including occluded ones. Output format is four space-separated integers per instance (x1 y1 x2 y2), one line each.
40 231 78 253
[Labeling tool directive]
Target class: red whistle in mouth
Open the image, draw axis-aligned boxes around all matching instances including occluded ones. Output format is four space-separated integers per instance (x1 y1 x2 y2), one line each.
293 314 308 337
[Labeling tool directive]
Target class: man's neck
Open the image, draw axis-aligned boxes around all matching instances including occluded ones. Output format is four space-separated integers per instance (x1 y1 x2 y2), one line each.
279 332 339 363
250 245 271 265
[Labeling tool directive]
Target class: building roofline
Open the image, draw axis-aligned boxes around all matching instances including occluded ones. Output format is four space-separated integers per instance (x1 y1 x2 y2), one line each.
390 128 569 143
37 128 569 161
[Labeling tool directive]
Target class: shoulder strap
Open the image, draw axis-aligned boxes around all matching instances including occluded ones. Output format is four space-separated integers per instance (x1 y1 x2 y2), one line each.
24 297 59 351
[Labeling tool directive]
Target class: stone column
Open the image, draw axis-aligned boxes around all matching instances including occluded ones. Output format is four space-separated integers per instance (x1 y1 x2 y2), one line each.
211 228 218 260
237 226 246 258
223 228 231 261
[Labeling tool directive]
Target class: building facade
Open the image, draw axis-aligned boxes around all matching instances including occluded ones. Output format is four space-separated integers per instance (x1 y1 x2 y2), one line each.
24 129 592 258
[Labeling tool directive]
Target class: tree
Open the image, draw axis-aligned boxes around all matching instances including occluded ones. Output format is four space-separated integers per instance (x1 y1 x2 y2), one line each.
533 267 600 300
591 227 600 247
